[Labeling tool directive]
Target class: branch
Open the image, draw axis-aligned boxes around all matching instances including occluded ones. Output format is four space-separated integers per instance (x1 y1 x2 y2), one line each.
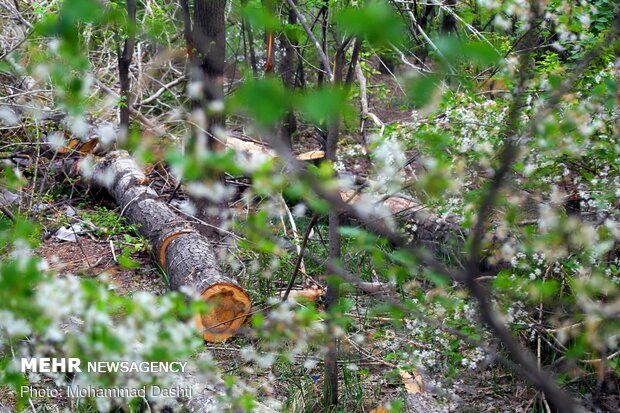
285 0 333 80
0 204 15 222
136 75 187 106
281 214 319 302
460 10 620 413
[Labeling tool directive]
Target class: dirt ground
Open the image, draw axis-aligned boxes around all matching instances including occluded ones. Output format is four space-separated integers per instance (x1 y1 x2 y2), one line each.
36 235 166 296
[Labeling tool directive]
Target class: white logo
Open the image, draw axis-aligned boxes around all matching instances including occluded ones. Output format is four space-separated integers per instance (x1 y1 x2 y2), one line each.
21 358 82 373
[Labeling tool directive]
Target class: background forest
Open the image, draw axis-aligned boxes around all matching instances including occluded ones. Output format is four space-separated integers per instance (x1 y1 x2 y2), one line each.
0 0 619 412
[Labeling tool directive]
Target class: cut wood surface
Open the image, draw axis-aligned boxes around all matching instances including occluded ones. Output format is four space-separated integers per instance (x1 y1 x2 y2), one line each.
225 135 324 163
66 150 251 342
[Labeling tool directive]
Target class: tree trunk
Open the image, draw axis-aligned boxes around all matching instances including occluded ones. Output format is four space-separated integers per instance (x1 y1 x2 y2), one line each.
187 0 228 232
66 151 251 342
441 0 457 34
179 0 193 56
279 1 298 148
193 0 226 151
240 0 258 76
118 0 136 139
323 39 348 409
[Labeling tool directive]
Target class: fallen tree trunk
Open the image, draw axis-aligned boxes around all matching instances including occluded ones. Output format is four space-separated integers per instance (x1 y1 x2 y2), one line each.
65 150 251 342
340 190 465 255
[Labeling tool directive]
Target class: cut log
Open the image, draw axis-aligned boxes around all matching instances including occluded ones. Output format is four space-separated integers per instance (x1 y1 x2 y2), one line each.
225 136 324 164
278 285 323 302
340 190 465 254
51 136 462 256
66 150 251 342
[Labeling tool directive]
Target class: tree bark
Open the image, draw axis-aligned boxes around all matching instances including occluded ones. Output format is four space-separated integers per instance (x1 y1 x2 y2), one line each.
279 1 298 148
323 38 348 409
440 0 457 34
179 0 193 56
66 151 251 343
240 0 258 75
193 0 226 151
118 0 136 139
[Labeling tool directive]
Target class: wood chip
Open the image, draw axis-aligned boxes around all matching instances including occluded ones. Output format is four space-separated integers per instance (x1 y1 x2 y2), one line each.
399 368 424 394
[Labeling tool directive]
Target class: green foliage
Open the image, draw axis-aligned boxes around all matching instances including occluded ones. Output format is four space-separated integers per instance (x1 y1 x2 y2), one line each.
404 74 440 108
243 1 281 32
0 216 206 409
436 37 502 66
336 2 404 47
298 87 351 125
231 77 290 126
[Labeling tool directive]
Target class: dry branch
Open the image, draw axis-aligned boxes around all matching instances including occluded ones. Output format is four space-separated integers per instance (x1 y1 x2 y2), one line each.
65 150 251 342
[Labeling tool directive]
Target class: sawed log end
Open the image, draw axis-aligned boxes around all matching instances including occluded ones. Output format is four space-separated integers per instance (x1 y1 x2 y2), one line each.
194 283 252 343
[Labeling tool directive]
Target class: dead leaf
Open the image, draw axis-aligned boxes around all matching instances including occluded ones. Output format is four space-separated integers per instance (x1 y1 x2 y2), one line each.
77 138 99 154
56 138 80 154
399 368 424 394
369 406 389 413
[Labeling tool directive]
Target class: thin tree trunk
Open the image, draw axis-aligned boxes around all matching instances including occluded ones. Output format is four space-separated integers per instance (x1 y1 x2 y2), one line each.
193 0 226 152
317 5 328 86
191 0 228 233
323 39 348 409
118 0 136 139
279 1 298 148
441 0 457 34
179 0 193 55
240 0 258 76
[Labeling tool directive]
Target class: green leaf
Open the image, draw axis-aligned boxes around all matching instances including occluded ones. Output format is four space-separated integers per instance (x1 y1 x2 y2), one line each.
231 77 289 126
297 87 349 125
405 74 440 107
61 0 103 23
118 253 140 269
435 37 502 66
283 23 304 44
336 2 404 47
243 4 280 32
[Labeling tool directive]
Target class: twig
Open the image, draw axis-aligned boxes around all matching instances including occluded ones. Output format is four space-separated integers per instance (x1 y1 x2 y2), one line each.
0 204 15 222
354 61 385 135
136 75 187 106
110 239 118 263
280 194 307 275
70 224 92 269
282 214 318 302
284 0 333 80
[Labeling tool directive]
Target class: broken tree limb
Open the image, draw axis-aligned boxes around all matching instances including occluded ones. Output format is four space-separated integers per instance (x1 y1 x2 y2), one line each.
65 150 251 342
